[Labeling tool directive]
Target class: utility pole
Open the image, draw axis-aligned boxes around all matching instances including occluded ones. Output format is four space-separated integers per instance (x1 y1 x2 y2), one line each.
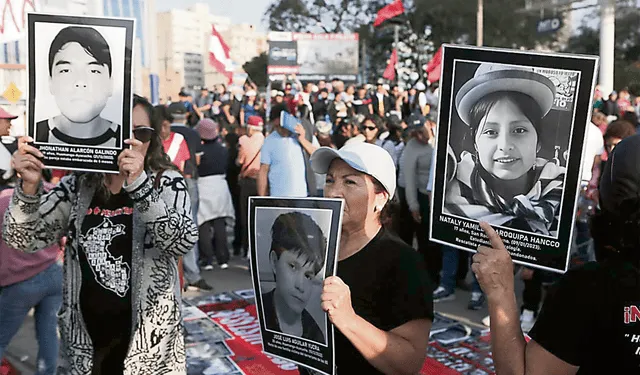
394 24 400 84
599 0 615 95
477 0 483 46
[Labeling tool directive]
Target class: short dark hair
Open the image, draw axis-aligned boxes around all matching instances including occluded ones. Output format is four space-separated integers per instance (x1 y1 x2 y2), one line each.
604 120 636 142
270 212 327 275
48 26 112 77
153 104 173 125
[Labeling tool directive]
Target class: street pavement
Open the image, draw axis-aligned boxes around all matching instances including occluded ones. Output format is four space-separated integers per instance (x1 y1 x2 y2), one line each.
4 251 526 374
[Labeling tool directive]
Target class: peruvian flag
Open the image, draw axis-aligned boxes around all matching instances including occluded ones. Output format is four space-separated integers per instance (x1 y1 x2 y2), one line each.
382 49 398 81
373 0 405 27
426 46 443 83
209 24 233 84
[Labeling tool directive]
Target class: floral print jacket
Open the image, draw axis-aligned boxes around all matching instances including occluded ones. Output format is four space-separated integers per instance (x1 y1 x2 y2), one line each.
2 170 198 375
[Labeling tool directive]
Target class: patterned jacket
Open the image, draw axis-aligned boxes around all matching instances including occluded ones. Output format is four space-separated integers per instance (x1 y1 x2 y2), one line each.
2 170 198 375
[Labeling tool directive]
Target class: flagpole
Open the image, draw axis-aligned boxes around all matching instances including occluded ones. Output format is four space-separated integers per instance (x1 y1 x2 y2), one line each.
394 24 399 84
477 0 483 46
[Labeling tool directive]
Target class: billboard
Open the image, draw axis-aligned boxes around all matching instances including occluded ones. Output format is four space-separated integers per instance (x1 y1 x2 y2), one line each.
268 32 359 82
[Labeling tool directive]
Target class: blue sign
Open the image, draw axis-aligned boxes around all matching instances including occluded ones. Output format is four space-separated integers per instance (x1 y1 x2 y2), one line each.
536 17 563 34
150 74 159 105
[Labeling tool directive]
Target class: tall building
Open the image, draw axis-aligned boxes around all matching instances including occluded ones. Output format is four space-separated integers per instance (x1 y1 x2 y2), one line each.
103 0 159 102
156 2 266 100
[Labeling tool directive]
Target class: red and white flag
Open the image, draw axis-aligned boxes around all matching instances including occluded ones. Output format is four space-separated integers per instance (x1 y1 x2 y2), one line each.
373 0 404 28
209 24 233 84
382 49 398 81
426 46 443 83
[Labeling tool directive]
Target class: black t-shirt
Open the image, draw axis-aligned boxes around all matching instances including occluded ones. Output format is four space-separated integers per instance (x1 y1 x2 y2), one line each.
529 260 640 374
262 290 325 344
331 228 434 375
171 124 203 178
79 190 133 374
198 138 229 177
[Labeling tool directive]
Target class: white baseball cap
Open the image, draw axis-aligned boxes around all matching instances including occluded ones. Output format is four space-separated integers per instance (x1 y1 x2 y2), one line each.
311 142 396 198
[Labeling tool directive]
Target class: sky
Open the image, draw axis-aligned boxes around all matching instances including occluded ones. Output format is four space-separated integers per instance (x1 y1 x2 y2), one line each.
156 0 270 31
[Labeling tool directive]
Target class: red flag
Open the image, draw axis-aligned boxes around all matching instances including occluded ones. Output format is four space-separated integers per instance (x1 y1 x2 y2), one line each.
383 49 398 81
373 0 404 27
209 24 233 84
426 46 443 83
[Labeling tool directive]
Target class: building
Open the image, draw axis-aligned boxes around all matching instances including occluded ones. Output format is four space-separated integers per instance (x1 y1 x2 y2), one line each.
156 2 266 99
0 0 105 136
102 0 160 103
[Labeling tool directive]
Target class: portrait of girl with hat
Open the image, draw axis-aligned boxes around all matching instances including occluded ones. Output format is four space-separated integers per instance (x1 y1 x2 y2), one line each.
444 63 566 236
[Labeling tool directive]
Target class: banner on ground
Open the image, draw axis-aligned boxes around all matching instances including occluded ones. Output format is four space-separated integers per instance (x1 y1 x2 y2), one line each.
249 197 344 375
267 32 359 82
429 44 598 273
27 13 135 173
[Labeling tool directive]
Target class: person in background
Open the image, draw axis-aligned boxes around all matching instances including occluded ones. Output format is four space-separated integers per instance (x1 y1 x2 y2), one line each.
377 114 405 168
240 90 259 126
166 103 213 291
0 108 18 183
4 95 197 374
371 80 393 118
599 120 637 177
602 91 619 118
154 105 191 173
312 88 331 122
617 88 631 116
195 119 234 270
237 116 265 258
0 184 62 375
195 87 213 120
257 106 319 198
398 114 442 287
310 142 433 375
362 116 384 146
342 117 366 147
314 121 335 197
472 135 640 374
352 85 373 116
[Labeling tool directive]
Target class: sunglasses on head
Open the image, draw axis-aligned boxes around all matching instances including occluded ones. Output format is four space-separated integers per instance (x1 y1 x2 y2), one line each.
132 126 155 143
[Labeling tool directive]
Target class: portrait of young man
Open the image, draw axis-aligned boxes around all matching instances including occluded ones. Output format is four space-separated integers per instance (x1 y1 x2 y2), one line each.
35 26 121 147
261 211 327 344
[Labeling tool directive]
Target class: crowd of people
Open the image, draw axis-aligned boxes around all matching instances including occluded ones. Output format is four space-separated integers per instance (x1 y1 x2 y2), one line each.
0 72 639 374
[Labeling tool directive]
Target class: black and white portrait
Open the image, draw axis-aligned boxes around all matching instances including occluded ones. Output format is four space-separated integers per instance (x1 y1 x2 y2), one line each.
255 208 331 346
443 61 578 237
28 14 134 173
430 45 598 273
250 197 342 375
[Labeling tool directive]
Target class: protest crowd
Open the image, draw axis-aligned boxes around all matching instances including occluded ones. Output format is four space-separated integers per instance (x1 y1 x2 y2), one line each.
1 41 640 375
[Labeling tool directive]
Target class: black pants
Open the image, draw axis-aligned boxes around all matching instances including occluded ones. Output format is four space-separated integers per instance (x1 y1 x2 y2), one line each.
198 218 230 265
395 187 442 286
228 176 242 254
239 177 258 256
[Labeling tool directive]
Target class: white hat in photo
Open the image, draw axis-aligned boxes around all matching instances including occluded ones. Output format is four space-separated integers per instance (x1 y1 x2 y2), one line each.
414 82 427 91
455 63 556 126
311 142 396 198
245 90 257 97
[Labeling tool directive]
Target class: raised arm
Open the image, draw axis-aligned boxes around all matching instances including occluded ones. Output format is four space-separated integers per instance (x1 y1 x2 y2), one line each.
124 170 198 258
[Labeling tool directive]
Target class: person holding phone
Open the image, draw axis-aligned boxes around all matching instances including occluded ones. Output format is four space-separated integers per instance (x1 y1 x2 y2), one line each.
257 107 319 197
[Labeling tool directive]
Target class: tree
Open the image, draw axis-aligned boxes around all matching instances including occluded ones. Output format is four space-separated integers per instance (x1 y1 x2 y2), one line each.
564 6 640 94
242 52 268 89
264 0 381 33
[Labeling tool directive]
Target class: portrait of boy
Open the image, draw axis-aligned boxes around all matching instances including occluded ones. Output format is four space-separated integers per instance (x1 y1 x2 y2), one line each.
35 26 120 147
261 211 327 344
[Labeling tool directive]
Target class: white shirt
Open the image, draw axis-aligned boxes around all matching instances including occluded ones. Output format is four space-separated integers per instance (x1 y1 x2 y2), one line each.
580 122 604 182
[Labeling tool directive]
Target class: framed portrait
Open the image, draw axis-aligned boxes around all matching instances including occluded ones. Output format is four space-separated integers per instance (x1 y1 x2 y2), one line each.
249 197 343 375
429 45 598 273
27 13 135 173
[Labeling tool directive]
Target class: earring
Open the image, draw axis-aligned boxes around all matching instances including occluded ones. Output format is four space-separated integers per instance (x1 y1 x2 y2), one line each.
532 163 537 171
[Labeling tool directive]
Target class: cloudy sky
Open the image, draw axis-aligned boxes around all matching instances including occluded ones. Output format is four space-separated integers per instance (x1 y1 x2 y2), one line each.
156 0 270 30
